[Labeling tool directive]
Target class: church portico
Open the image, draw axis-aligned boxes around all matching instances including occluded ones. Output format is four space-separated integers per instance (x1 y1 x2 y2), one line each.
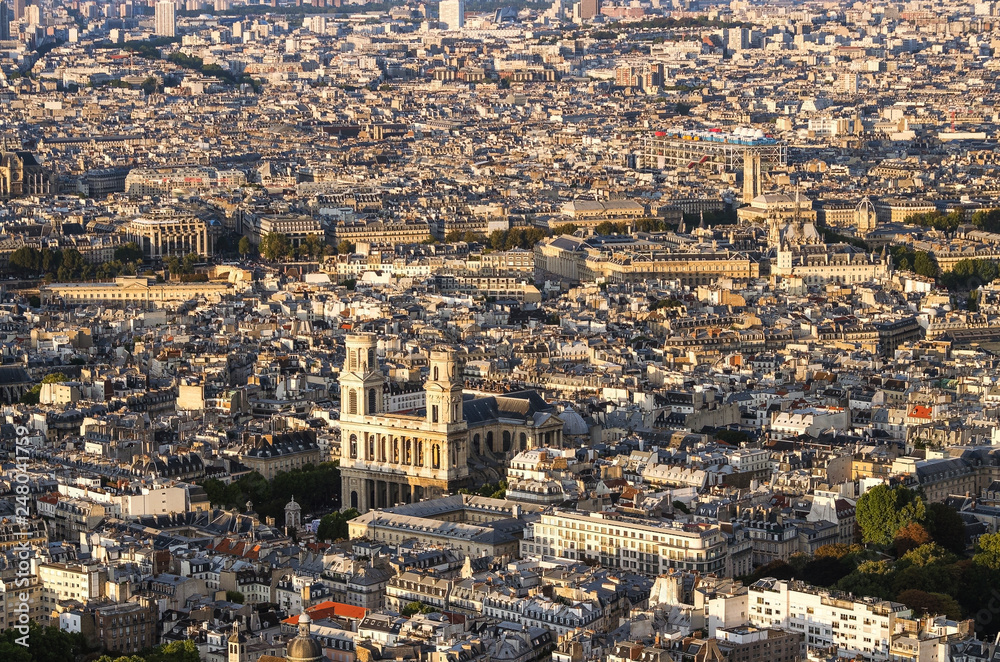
338 334 562 514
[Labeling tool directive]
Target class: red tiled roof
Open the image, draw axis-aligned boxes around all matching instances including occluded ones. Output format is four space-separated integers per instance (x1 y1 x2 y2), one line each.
281 600 367 624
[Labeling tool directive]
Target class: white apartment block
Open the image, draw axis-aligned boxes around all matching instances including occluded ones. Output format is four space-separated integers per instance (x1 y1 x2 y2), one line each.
747 578 911 661
523 509 727 576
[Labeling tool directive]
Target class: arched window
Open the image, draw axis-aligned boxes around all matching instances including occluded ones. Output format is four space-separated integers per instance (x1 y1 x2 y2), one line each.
368 388 377 414
367 435 375 460
404 439 411 464
502 430 512 453
416 441 424 466
392 438 399 463
434 366 439 380
350 491 359 509
368 348 375 369
519 432 527 450
486 431 494 453
432 444 441 469
472 434 481 456
349 434 358 458
379 437 387 462
348 389 358 415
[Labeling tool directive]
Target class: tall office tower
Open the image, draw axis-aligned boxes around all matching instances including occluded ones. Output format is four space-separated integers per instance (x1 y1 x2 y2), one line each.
579 0 598 19
22 2 37 26
155 0 175 37
742 150 762 203
0 1 9 40
439 0 464 30
11 0 21 21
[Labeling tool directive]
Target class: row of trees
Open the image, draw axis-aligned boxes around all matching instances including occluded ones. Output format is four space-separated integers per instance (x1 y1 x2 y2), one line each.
95 642 200 662
8 244 143 281
904 208 1000 234
199 461 341 523
890 245 940 279
939 258 1000 291
255 233 355 261
0 625 197 662
459 480 507 499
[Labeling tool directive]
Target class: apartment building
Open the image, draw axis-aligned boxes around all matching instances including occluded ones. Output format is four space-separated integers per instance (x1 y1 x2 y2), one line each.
747 578 911 662
523 509 727 576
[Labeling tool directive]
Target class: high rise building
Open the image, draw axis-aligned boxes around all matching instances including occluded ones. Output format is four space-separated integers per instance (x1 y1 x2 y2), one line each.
11 0 21 22
579 0 598 19
439 0 464 31
155 0 175 38
22 2 37 26
0 1 9 40
743 150 762 203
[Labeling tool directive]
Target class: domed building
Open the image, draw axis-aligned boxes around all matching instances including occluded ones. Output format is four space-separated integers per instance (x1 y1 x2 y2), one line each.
559 406 591 446
249 612 325 662
286 613 324 662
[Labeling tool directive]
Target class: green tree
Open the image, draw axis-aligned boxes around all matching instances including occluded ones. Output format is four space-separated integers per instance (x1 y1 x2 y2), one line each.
144 640 201 662
183 253 199 272
924 502 966 554
856 484 926 547
836 559 895 600
238 236 254 256
973 532 1000 570
594 221 629 235
0 622 86 662
551 223 579 236
260 232 291 261
226 590 245 604
9 246 42 273
913 251 940 279
896 589 961 620
114 242 144 263
940 258 999 291
317 508 359 541
303 234 325 259
336 239 356 255
56 248 87 281
894 522 933 556
401 601 423 617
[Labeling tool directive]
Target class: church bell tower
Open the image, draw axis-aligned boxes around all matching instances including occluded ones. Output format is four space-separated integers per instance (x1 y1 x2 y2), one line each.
339 334 385 421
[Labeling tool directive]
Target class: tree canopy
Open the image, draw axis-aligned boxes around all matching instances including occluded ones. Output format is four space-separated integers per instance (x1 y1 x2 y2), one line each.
856 484 926 547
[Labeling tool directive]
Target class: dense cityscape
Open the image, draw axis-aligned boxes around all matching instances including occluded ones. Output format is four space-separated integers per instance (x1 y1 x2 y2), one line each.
4 1 1000 662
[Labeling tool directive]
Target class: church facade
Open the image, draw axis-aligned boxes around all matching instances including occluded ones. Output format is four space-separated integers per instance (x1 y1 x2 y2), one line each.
338 334 564 513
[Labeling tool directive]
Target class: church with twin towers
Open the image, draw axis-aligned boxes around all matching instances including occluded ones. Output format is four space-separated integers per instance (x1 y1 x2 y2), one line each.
337 334 567 513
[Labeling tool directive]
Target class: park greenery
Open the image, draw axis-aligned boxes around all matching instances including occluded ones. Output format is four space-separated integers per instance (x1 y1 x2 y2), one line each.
0 624 197 662
8 243 143 281
890 245 940 279
199 461 341 523
258 232 353 261
741 486 1000 632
